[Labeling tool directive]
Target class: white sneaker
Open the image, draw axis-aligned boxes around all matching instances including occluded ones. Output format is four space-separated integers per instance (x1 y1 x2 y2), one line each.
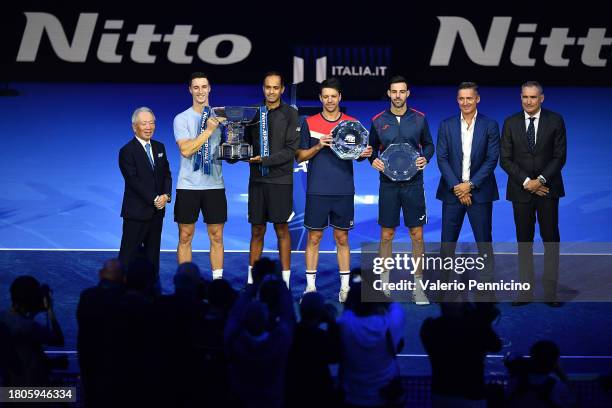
413 277 429 305
339 287 350 303
413 290 430 305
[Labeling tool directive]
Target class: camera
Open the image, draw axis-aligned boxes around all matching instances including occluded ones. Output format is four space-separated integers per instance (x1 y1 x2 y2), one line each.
36 283 52 312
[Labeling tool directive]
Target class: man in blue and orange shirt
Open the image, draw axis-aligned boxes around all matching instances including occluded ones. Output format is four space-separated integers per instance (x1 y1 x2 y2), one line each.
296 78 372 302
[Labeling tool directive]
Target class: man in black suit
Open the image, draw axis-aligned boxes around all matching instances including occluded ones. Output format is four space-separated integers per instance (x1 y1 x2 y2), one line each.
500 81 566 306
119 107 172 276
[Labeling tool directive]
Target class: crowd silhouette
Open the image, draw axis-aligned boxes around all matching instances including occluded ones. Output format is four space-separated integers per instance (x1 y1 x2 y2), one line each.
0 258 590 407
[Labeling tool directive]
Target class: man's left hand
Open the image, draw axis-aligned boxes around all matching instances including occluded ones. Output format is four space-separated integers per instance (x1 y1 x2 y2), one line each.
416 157 427 170
524 179 543 193
453 182 472 198
249 155 262 164
459 193 473 206
154 194 169 209
534 185 550 196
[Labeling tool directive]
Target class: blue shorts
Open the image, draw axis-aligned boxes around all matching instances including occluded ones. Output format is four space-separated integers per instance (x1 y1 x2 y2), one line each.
304 194 354 230
378 181 427 228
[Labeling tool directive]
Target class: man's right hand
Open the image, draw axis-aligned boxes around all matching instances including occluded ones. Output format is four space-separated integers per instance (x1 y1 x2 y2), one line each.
206 116 225 132
318 133 333 149
372 158 385 172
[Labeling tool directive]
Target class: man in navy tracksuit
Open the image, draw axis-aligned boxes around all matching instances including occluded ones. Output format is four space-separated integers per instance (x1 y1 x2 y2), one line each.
369 76 435 304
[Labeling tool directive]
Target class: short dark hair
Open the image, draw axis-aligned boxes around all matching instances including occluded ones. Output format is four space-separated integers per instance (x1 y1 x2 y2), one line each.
320 77 342 94
530 340 560 373
189 72 209 86
521 80 544 94
208 279 237 311
388 75 409 89
263 71 284 87
458 82 479 94
10 275 43 312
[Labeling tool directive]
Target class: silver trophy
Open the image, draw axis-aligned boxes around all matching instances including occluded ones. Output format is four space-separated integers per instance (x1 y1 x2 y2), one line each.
212 106 258 161
330 120 369 160
380 143 420 181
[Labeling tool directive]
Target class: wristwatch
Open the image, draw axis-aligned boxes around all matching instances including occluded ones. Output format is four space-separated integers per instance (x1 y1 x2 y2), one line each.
468 181 474 189
537 175 547 185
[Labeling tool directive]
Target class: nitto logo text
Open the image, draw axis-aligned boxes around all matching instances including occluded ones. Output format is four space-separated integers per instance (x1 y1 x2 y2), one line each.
431 16 611 67
17 12 252 65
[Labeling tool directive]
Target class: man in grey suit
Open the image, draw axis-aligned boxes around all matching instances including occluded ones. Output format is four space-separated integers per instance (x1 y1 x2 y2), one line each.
500 81 567 306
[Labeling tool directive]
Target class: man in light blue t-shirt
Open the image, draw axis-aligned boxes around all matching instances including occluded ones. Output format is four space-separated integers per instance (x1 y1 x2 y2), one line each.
173 72 226 280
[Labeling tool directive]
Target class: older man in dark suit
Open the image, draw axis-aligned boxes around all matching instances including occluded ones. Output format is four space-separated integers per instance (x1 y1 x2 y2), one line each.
119 107 172 276
500 81 567 306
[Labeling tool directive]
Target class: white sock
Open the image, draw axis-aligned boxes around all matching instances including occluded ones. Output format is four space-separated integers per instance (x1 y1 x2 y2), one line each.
306 270 317 289
282 270 291 288
212 269 223 280
340 271 350 290
247 265 253 284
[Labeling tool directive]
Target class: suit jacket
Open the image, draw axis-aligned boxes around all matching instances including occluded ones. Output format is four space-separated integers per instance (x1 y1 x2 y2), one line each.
119 137 172 221
500 109 566 203
436 113 500 203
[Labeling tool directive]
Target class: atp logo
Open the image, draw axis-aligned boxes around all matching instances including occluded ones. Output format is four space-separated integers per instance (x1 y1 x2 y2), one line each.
294 161 308 173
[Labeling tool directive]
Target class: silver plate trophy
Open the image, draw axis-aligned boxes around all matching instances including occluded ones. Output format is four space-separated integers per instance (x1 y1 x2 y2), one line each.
330 120 368 160
212 106 258 161
380 143 420 181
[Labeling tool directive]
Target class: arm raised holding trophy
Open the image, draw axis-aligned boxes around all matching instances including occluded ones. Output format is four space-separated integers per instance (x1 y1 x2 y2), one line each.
177 115 226 158
173 73 229 280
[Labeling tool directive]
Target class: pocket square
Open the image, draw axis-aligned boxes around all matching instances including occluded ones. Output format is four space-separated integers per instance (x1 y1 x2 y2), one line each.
157 152 164 157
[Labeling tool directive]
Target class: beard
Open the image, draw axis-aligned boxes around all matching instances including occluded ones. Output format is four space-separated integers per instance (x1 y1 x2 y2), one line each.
392 98 406 108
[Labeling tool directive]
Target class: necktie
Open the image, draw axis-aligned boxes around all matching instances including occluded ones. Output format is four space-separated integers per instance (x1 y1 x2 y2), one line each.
527 117 536 151
145 143 155 169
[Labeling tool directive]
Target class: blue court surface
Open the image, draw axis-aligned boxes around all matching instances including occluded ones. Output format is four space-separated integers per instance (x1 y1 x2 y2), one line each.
1 84 612 380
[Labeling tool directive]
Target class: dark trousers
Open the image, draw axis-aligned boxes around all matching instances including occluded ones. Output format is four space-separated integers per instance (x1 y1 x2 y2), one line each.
119 216 163 275
440 202 495 300
512 197 560 301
